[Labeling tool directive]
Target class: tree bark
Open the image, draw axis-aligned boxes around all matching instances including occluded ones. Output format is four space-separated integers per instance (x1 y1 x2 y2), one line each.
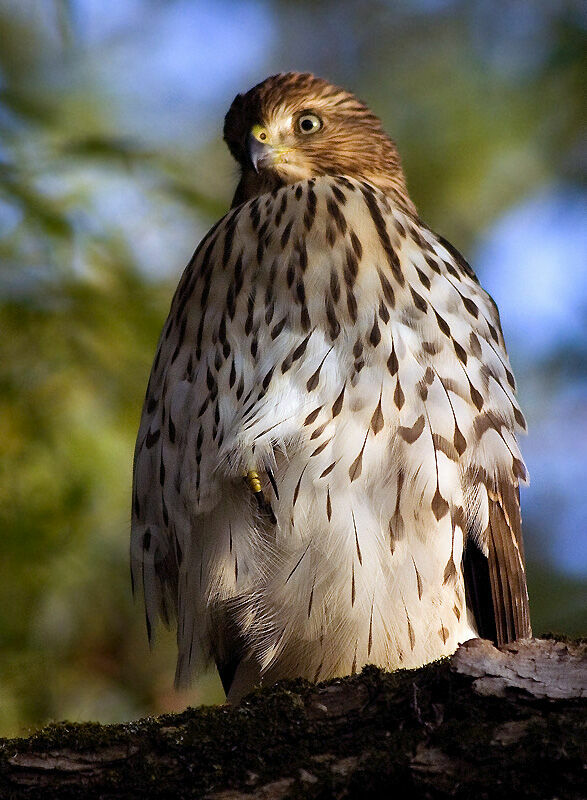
1 638 585 799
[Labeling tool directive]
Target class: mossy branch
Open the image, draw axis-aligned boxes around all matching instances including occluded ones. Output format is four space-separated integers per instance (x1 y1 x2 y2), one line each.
1 638 585 799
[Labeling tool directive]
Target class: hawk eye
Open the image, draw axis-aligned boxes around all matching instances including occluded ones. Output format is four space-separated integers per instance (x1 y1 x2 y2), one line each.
297 113 322 135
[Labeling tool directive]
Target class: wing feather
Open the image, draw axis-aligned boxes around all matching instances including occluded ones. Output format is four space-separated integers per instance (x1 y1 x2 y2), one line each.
486 482 532 643
464 474 531 645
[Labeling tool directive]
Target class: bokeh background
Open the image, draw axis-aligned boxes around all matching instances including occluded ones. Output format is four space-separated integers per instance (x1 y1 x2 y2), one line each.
1 0 585 738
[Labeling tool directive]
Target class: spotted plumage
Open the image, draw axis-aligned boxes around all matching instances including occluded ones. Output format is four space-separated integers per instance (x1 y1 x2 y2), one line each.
131 72 531 701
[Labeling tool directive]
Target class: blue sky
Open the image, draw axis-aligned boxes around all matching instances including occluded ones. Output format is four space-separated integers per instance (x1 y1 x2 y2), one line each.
68 0 276 143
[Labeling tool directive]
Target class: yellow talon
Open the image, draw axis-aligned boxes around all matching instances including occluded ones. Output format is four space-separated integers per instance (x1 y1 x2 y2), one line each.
246 470 262 494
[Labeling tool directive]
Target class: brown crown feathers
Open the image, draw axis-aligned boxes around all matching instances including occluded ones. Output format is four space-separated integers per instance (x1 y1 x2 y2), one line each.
224 72 415 212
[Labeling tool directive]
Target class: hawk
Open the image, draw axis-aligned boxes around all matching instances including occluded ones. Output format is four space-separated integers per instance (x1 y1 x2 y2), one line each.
131 72 531 702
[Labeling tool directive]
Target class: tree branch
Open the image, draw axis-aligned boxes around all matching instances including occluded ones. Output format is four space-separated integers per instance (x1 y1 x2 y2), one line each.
1 638 585 799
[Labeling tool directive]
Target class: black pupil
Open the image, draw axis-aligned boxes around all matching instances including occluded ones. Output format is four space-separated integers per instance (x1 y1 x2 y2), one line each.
301 117 315 131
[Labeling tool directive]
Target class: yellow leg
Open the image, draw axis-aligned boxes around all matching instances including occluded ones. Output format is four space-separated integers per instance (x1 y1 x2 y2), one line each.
244 469 276 525
246 470 262 494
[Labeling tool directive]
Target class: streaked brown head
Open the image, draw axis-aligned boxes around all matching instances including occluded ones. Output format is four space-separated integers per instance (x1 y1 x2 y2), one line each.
224 72 414 211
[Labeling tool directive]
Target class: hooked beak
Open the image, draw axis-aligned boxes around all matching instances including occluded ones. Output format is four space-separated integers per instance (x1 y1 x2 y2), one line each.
246 131 274 173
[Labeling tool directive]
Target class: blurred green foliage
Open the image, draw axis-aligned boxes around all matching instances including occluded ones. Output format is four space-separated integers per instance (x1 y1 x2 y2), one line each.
0 0 584 737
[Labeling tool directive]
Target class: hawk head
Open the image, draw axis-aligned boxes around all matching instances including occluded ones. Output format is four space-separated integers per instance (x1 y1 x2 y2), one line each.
224 72 414 211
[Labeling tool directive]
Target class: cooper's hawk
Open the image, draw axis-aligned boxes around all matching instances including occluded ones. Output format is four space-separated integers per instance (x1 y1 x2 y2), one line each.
131 72 531 702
